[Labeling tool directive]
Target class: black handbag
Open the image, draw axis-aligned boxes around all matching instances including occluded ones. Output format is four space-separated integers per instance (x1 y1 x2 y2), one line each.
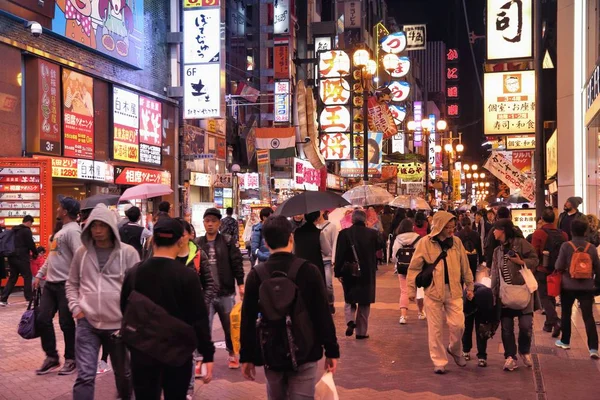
415 251 447 289
342 233 362 278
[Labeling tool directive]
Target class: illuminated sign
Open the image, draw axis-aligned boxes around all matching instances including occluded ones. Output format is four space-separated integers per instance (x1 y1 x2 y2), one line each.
319 106 351 133
274 0 291 34
380 32 407 54
319 78 351 105
388 81 411 102
389 56 411 78
319 50 351 78
274 81 290 123
115 167 172 186
319 133 351 160
487 0 533 61
113 87 140 163
403 25 426 50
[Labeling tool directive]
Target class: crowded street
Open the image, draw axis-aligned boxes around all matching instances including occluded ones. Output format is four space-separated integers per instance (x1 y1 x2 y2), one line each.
1 261 600 400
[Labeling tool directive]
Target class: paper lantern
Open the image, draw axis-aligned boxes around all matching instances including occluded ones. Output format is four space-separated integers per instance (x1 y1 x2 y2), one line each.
319 106 351 133
381 32 407 54
390 56 411 78
319 78 351 105
319 133 351 160
388 105 407 123
388 81 411 102
319 50 351 78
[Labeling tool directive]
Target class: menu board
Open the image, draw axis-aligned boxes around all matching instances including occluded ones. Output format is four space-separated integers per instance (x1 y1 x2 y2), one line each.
62 69 94 159
0 159 53 251
512 209 537 239
113 87 140 163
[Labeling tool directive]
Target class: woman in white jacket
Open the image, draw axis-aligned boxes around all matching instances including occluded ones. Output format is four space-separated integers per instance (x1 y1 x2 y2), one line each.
392 219 424 324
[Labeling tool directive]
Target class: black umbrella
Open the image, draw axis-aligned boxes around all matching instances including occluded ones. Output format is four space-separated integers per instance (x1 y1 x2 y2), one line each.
274 191 350 217
507 194 530 204
490 201 510 207
80 194 122 210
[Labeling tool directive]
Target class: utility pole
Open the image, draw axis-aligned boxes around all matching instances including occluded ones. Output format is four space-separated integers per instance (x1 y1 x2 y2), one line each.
534 0 545 218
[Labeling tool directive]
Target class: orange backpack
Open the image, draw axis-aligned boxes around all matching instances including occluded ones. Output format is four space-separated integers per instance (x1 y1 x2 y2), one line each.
568 242 593 279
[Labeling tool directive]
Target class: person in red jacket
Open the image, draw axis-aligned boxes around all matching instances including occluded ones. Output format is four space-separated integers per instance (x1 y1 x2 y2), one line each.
30 246 46 285
531 208 568 337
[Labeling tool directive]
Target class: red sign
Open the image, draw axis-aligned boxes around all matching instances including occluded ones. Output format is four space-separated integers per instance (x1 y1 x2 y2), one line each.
62 69 94 159
447 67 459 80
38 60 61 155
367 96 398 139
447 104 460 117
447 86 459 98
216 137 226 159
512 150 533 172
115 167 171 186
446 48 459 62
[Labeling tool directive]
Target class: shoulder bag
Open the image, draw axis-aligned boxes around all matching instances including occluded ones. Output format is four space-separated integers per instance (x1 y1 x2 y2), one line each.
17 287 41 339
342 231 362 278
415 250 447 289
499 268 531 310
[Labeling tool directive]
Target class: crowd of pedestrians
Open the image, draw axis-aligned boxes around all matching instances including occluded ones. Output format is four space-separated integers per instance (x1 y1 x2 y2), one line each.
3 193 600 399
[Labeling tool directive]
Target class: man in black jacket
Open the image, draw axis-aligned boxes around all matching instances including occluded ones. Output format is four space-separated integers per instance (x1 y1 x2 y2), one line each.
196 208 245 369
293 211 325 279
0 215 37 305
240 215 339 399
557 196 584 240
120 218 214 399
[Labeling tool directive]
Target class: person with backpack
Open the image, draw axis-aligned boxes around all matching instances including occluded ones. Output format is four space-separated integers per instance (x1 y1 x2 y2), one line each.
293 211 325 279
531 209 568 337
240 215 339 399
120 217 214 399
196 208 245 369
251 207 274 264
490 219 539 372
119 206 152 258
317 210 339 314
407 211 474 374
558 197 584 240
392 219 421 325
554 218 600 358
456 217 483 280
335 210 383 339
462 282 496 367
65 204 140 400
0 215 38 306
34 196 82 376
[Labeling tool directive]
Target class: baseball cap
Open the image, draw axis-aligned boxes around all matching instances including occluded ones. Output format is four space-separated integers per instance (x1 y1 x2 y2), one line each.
57 195 81 215
203 208 222 220
153 217 184 240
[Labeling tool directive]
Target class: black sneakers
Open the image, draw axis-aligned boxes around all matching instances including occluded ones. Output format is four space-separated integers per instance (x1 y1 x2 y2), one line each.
35 357 60 375
58 359 77 375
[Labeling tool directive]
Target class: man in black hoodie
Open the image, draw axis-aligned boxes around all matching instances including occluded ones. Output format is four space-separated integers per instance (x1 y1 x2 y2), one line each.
0 215 37 305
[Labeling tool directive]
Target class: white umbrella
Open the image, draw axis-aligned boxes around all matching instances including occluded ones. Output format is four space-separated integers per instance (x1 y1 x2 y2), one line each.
119 183 173 201
342 185 394 207
410 197 431 211
389 195 411 208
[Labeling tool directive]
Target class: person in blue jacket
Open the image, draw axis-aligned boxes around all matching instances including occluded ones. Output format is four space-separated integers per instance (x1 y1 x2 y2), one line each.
250 207 274 264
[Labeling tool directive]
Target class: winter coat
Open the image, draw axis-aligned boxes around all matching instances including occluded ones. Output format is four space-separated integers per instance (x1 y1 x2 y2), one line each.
407 211 475 302
456 227 483 259
196 233 244 297
294 223 325 278
66 204 141 330
10 224 37 260
250 222 270 262
484 219 524 266
181 241 216 305
334 222 382 304
490 237 539 314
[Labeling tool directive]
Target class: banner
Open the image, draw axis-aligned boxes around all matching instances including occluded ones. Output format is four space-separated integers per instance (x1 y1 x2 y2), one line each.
340 132 382 177
484 151 534 201
62 69 94 159
546 130 557 177
38 60 61 155
397 162 425 182
256 149 271 201
367 96 397 139
274 40 290 79
113 87 140 163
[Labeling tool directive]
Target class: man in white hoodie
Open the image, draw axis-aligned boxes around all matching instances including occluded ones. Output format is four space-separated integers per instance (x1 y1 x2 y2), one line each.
66 204 140 400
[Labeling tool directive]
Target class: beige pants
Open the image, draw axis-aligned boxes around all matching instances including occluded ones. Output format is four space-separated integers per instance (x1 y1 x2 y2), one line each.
424 285 465 368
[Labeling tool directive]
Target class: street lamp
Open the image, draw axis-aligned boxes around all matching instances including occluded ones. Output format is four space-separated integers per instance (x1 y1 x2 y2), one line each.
353 48 374 182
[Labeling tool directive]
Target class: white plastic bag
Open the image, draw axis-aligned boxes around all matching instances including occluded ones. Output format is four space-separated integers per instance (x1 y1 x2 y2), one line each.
315 372 339 400
520 266 538 293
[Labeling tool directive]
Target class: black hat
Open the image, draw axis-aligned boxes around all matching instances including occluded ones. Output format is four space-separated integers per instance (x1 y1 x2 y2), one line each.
58 195 81 215
203 208 222 220
153 217 184 240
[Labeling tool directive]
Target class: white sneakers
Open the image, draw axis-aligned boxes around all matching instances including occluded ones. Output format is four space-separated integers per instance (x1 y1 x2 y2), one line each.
399 316 407 325
503 357 518 371
417 312 427 320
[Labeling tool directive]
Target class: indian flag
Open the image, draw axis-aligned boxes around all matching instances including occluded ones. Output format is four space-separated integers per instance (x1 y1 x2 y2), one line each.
255 127 296 160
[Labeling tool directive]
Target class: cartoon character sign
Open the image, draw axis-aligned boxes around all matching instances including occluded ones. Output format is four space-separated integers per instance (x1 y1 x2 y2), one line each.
98 0 134 57
57 0 96 48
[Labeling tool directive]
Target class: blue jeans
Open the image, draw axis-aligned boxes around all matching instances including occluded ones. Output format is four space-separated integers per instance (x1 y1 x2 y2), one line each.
323 260 334 306
73 318 132 400
265 361 318 400
209 294 235 353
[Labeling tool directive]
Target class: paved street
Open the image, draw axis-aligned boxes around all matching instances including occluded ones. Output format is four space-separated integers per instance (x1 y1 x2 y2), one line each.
1 262 600 400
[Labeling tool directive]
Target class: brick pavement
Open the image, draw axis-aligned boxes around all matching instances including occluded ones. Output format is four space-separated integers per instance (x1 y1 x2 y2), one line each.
1 263 600 400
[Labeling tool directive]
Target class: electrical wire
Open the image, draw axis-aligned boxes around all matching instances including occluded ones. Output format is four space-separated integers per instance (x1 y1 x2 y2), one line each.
461 0 483 98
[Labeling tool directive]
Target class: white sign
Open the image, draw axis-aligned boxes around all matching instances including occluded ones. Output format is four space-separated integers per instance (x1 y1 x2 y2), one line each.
274 81 290 123
390 56 411 78
184 63 222 119
403 25 426 50
190 172 212 187
512 209 536 238
183 8 221 64
506 135 535 149
487 0 533 61
389 105 406 124
388 81 411 102
274 179 293 190
344 1 361 28
484 70 535 135
274 0 291 34
238 173 259 190
381 32 407 54
428 114 436 181
314 37 332 52
484 151 535 201
293 158 320 191
392 133 405 154
113 87 139 128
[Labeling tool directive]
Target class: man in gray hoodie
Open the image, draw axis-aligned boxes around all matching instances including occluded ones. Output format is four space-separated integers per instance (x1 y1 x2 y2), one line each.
34 196 82 376
66 204 140 400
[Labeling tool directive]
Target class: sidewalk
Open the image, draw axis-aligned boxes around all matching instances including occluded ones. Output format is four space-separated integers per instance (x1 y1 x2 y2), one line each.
0 263 599 399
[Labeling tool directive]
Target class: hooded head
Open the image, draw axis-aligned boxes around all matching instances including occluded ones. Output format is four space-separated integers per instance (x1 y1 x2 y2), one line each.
429 211 457 238
81 204 121 249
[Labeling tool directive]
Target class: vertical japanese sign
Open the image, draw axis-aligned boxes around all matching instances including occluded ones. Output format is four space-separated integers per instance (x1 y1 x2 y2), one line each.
484 70 535 135
62 69 94 159
413 101 423 146
546 130 557 177
274 81 290 123
446 48 460 118
256 149 271 202
428 114 436 181
274 0 291 34
183 2 225 119
139 96 162 165
403 25 427 50
487 0 533 61
113 87 140 163
38 60 61 155
344 1 361 28
274 39 290 79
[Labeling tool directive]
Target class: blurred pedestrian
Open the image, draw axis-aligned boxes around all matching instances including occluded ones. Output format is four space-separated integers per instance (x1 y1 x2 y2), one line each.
317 211 339 314
251 208 274 264
462 283 496 367
558 197 584 240
456 218 482 280
414 211 430 237
392 219 421 325
585 214 600 246
119 206 152 258
220 207 239 247
293 211 325 279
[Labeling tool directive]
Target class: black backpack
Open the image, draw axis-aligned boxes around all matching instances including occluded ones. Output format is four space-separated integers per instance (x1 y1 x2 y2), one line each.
255 258 314 371
119 224 144 257
462 236 476 254
0 228 16 257
396 237 421 275
543 228 566 272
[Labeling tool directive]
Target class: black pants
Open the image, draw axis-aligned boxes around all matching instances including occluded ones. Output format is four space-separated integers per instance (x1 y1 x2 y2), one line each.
501 308 533 359
535 271 559 327
467 254 478 280
1 257 32 302
131 352 192 400
560 290 598 349
37 281 76 360
462 312 488 360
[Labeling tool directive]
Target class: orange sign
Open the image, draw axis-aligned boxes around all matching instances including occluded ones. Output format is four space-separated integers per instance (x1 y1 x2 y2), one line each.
274 40 290 79
184 0 220 7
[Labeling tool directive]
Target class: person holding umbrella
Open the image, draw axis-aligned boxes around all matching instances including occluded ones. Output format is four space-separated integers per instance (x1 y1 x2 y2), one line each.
293 211 325 279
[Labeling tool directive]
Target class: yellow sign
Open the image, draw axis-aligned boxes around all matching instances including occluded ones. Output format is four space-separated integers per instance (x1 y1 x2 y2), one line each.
546 130 557 177
452 170 461 201
397 162 424 182
207 119 218 133
184 0 220 8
